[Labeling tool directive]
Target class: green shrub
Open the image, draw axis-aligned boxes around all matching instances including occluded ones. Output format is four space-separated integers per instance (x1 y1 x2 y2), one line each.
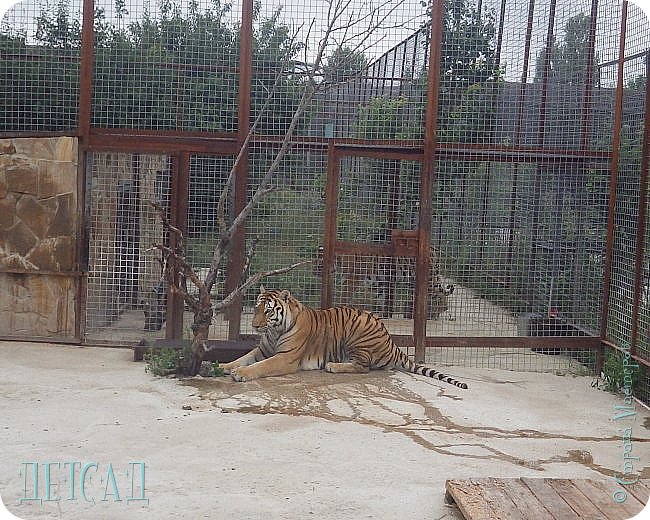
144 347 179 376
601 348 641 393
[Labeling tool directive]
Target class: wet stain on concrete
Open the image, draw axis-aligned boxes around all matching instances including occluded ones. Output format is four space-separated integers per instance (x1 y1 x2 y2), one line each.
182 371 650 478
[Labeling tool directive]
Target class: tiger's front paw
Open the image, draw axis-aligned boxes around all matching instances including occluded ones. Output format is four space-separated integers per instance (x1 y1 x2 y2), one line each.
220 362 234 375
230 367 250 382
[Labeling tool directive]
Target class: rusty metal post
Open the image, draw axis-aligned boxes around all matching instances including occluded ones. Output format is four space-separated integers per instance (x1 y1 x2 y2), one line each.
166 153 189 340
321 143 339 309
78 0 94 142
415 0 445 362
527 0 556 298
580 0 599 148
226 0 253 339
76 0 95 342
630 50 650 356
600 1 628 372
506 0 536 278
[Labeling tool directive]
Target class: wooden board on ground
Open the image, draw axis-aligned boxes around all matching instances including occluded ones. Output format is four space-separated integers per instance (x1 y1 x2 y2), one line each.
445 478 648 520
133 337 255 362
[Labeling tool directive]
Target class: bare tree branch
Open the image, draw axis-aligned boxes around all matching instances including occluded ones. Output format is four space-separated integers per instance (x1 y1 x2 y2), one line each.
213 260 313 312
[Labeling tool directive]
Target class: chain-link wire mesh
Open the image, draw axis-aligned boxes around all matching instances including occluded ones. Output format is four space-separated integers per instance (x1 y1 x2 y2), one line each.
604 1 650 402
182 154 234 339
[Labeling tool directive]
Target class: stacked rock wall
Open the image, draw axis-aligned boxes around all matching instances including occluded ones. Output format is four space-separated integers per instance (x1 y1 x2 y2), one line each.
0 137 78 339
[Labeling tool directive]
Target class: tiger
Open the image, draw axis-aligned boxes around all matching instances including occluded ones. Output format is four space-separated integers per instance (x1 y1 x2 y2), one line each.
220 286 468 389
313 246 455 318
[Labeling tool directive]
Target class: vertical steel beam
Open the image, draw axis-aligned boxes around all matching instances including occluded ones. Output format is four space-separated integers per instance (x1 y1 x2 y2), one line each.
630 51 650 356
226 0 254 339
76 0 95 342
580 0 599 148
600 1 628 370
415 0 445 362
321 143 339 309
527 0 556 306
166 153 189 339
78 0 94 141
507 0 535 277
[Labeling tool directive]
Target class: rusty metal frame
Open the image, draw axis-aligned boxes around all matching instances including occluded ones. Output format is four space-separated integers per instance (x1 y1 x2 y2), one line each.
0 0 645 369
630 50 650 356
600 0 628 353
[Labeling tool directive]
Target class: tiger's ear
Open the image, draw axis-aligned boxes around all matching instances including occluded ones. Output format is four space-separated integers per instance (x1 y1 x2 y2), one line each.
260 284 266 294
280 289 290 302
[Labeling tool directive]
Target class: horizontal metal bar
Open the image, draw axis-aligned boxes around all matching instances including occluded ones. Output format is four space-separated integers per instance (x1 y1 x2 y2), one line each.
602 338 650 369
0 269 84 277
0 335 81 344
335 240 396 257
87 131 239 154
392 335 600 349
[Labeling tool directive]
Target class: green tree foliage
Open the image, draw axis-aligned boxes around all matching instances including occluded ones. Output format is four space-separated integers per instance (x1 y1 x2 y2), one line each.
534 13 599 86
436 0 501 143
1 0 305 133
322 46 368 83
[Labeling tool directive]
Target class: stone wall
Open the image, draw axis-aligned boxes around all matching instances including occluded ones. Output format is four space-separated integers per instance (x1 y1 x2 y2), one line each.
0 137 78 338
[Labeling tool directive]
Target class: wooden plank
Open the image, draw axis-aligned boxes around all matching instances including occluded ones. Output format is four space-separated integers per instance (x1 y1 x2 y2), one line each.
625 480 650 507
546 479 605 519
521 478 580 520
445 480 503 520
446 479 649 520
473 478 526 520
572 479 644 520
133 338 255 362
497 478 555 520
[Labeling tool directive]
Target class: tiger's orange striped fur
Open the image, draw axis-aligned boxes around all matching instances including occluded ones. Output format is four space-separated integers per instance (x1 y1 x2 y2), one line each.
221 287 468 389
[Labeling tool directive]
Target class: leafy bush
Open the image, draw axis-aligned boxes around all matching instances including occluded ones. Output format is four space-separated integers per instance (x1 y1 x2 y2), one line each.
601 348 641 393
144 347 179 376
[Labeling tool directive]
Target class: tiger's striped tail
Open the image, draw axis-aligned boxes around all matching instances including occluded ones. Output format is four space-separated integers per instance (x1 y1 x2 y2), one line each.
397 352 468 389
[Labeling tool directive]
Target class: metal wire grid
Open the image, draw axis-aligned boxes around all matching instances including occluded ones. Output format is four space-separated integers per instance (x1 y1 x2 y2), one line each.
0 1 81 132
623 0 650 405
182 154 234 340
329 157 420 333
85 152 171 342
237 144 326 334
249 0 425 139
431 157 606 339
91 0 240 131
418 346 596 374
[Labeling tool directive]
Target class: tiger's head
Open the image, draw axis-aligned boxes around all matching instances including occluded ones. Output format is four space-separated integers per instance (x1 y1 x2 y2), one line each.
252 286 303 333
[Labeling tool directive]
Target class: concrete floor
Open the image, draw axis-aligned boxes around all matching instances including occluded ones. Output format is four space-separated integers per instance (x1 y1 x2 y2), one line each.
1 341 649 519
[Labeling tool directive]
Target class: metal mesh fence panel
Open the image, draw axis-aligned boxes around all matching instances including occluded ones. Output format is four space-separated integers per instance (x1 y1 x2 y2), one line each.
91 0 241 132
432 157 607 341
85 152 172 343
419 346 596 374
239 144 326 334
332 156 422 336
605 2 650 403
249 0 426 140
183 154 234 340
1 1 81 132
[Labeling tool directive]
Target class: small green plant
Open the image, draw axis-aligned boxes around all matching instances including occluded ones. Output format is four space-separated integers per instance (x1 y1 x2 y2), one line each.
203 362 226 377
600 349 641 393
144 347 179 376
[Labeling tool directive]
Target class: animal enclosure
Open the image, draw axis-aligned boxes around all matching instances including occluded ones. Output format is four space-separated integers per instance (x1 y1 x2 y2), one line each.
1 0 649 400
